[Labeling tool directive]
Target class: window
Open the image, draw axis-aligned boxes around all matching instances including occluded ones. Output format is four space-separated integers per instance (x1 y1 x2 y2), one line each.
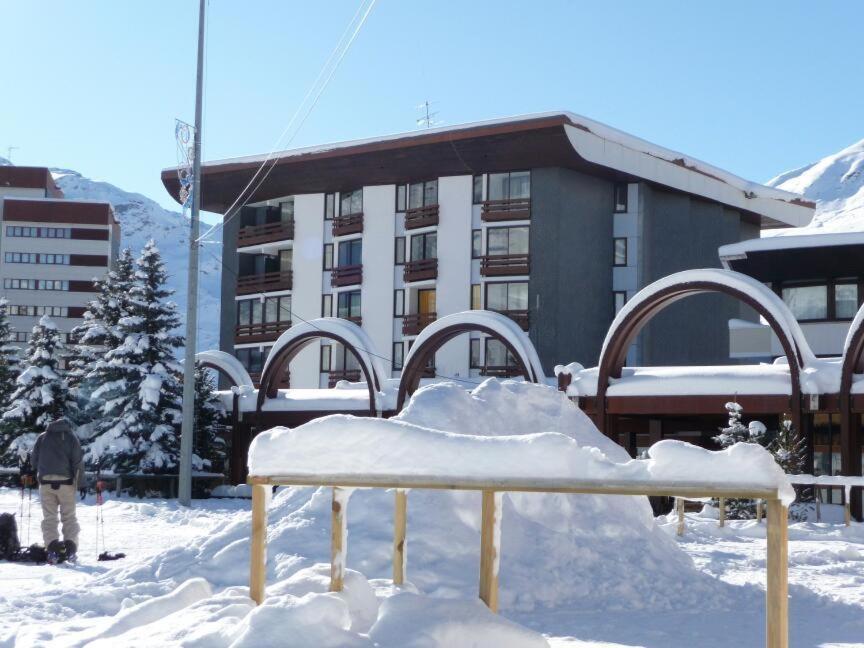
338 239 362 266
485 338 517 369
782 284 828 321
396 185 407 212
473 175 484 204
42 254 70 265
472 230 482 258
486 282 528 312
392 342 404 371
470 338 481 368
236 348 267 374
408 180 437 209
394 289 405 316
410 232 437 261
320 345 332 372
280 199 294 221
488 171 530 201
614 291 627 314
487 226 528 256
471 284 482 310
340 189 363 216
39 280 69 291
5 226 70 238
337 290 362 319
5 252 37 263
279 249 292 271
614 184 628 212
8 305 68 317
237 296 290 326
613 238 628 266
324 193 335 220
322 294 333 317
394 237 406 265
323 243 334 270
835 283 859 319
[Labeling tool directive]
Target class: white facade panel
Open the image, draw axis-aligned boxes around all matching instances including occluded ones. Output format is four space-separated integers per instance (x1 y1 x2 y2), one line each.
360 185 396 374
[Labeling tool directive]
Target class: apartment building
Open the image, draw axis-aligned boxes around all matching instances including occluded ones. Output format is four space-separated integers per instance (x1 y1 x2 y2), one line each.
0 166 119 347
161 112 814 388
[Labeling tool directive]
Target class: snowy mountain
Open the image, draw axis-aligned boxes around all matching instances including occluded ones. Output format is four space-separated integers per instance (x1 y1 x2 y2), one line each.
0 160 223 351
766 138 864 235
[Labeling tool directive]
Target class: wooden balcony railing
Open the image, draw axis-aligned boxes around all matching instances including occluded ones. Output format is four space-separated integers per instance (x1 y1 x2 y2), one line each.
493 309 529 331
480 365 524 378
402 312 436 336
328 369 362 387
332 213 363 236
403 258 438 282
234 321 291 344
331 264 363 287
404 204 439 230
481 198 531 222
237 220 294 247
336 315 362 326
480 254 530 276
237 270 293 295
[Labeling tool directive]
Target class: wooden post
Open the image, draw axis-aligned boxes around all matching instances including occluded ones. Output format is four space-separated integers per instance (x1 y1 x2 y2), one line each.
815 488 821 522
676 498 685 536
766 499 788 648
330 487 347 592
719 497 726 528
845 487 852 527
249 483 268 605
756 500 763 524
479 490 501 612
392 489 407 585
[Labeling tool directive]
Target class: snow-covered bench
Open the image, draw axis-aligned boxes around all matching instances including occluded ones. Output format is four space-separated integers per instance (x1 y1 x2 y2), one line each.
245 422 795 648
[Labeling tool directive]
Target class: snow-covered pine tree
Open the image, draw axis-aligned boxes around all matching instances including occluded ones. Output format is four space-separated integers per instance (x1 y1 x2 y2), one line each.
0 316 72 466
86 241 184 474
193 363 226 473
713 402 750 447
770 414 806 475
0 299 20 408
712 401 768 519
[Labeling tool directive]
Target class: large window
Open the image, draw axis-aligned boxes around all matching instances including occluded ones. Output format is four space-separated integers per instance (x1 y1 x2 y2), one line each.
487 226 528 256
835 282 859 319
3 279 69 291
410 232 437 261
237 295 291 327
782 285 828 321
473 175 484 204
485 282 528 312
6 226 70 239
472 230 482 258
280 199 294 221
340 189 363 216
337 290 362 319
236 348 267 374
614 184 628 212
338 238 363 266
408 180 438 209
485 338 518 369
469 338 481 368
324 193 335 220
487 171 530 201
613 238 628 266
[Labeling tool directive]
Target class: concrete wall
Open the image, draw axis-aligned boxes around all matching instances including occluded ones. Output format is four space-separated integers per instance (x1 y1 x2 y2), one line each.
360 185 395 376
290 193 325 388
529 167 614 370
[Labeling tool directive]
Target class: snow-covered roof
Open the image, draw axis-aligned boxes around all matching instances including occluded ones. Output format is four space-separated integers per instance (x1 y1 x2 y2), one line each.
719 230 864 259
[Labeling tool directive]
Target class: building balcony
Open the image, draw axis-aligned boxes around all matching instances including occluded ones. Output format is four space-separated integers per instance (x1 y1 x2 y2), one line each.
234 321 291 345
404 204 439 230
480 365 523 378
331 264 363 287
237 220 294 248
481 198 531 222
403 258 438 283
402 312 436 336
493 309 529 331
236 270 293 295
480 254 530 276
328 369 362 386
332 213 363 236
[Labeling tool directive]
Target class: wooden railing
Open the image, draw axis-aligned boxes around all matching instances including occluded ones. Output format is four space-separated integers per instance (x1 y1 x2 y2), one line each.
328 369 362 387
236 270 293 295
332 212 363 236
481 198 531 222
237 220 294 247
247 475 789 647
492 309 529 330
402 312 436 336
403 258 438 282
330 264 362 287
234 321 291 344
404 204 439 230
480 254 530 276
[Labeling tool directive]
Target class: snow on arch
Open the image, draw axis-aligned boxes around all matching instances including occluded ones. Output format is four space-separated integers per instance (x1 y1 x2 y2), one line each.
196 350 253 388
600 267 817 369
401 310 547 385
842 301 864 366
260 317 390 393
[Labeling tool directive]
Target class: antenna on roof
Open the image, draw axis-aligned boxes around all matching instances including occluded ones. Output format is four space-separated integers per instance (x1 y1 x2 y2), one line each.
5 146 19 163
416 100 440 129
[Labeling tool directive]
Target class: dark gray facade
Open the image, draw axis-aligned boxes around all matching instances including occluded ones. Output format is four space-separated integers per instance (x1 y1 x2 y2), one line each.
220 209 240 362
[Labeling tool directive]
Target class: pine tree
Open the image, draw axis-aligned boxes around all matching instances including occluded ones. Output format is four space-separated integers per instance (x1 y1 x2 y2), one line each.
770 415 809 521
0 316 72 465
193 363 227 473
85 241 184 474
0 299 20 408
712 401 768 519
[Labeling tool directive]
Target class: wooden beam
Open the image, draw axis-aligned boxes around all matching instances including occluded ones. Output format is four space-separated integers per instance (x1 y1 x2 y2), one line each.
331 487 347 592
676 498 685 536
756 500 763 524
766 499 789 648
249 484 268 605
392 490 407 585
719 498 726 528
479 490 501 612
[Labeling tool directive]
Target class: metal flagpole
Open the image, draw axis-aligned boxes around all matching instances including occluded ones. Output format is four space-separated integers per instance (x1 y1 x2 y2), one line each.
179 0 206 506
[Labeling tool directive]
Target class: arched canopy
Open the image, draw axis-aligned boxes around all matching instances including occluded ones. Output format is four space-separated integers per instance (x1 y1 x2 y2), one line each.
196 350 253 388
841 303 864 395
396 310 546 411
596 268 815 432
257 318 389 416
839 303 864 482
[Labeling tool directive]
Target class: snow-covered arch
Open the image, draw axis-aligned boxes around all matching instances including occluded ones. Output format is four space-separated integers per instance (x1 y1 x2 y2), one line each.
196 350 253 388
840 302 864 483
396 310 547 410
256 318 390 415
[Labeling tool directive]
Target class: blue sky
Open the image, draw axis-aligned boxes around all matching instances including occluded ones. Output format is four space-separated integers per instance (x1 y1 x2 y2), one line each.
1 1 861 215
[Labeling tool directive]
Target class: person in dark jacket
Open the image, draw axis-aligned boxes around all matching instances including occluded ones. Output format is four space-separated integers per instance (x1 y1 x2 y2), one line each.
30 418 82 559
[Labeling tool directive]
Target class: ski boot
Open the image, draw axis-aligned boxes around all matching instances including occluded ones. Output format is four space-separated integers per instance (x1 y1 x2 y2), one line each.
63 540 77 563
46 540 67 565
